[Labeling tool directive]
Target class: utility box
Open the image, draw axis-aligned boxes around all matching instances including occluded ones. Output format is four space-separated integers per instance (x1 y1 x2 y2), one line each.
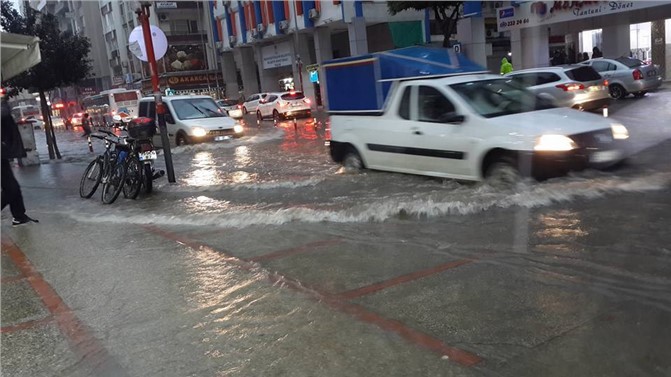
16 120 40 166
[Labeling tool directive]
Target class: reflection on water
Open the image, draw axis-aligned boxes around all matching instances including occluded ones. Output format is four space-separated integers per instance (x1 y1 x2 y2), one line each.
183 195 233 213
184 151 219 187
533 210 588 253
234 146 251 166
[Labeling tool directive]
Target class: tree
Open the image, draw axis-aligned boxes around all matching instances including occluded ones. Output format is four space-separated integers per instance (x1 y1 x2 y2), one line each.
1 2 92 159
388 1 463 48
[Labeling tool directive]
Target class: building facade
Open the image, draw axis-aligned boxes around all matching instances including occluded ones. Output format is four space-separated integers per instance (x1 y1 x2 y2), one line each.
210 0 427 106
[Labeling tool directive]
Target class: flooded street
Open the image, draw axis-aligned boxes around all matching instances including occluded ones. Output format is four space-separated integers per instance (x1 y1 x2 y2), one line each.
2 89 671 376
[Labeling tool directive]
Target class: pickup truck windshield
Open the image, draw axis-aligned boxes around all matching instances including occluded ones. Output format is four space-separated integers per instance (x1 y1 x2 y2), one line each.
449 79 555 118
172 98 225 120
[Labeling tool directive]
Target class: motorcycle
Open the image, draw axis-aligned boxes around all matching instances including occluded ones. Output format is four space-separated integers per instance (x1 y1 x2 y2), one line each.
113 115 164 197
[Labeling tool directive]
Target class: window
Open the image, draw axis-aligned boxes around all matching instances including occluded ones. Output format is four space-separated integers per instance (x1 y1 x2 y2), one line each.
565 66 602 82
615 57 644 68
450 79 555 118
266 95 278 102
535 72 561 85
417 86 455 123
281 92 305 100
398 87 411 120
509 73 538 88
171 98 224 120
591 61 616 72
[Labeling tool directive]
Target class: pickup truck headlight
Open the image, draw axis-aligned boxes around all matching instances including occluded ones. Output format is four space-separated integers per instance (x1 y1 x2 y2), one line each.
233 125 244 133
534 135 577 151
192 127 207 137
611 123 629 140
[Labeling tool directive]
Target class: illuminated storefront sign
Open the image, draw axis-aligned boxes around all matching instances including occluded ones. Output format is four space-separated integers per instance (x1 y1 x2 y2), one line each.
497 1 663 32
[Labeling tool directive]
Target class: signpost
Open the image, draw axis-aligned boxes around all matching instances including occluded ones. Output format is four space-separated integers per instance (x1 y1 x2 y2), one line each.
134 3 175 183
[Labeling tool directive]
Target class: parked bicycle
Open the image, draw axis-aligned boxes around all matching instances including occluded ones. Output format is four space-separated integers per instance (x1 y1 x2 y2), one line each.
79 129 128 204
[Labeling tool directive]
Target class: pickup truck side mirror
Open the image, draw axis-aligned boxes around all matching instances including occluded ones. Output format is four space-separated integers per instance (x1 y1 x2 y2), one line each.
440 113 466 124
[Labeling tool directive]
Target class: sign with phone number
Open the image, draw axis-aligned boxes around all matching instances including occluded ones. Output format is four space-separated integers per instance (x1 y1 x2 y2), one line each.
496 1 663 32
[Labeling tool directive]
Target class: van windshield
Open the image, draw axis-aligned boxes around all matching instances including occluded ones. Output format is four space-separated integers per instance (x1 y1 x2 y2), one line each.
171 98 225 120
449 79 555 118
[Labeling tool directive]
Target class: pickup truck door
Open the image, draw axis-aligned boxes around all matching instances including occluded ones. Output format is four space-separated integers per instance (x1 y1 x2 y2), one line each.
401 85 471 176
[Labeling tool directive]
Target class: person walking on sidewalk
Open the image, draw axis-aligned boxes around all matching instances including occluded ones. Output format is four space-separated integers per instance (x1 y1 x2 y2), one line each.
1 97 39 226
500 57 513 75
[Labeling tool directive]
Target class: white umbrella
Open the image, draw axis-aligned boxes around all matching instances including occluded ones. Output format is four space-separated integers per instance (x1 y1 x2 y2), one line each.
1 32 41 81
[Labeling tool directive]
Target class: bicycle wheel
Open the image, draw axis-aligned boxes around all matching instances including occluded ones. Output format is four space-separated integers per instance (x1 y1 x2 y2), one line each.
123 155 142 199
101 162 127 204
143 164 153 194
79 158 103 198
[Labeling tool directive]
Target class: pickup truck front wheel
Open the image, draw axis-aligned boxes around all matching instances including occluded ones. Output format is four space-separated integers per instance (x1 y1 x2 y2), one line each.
342 147 365 171
485 159 520 189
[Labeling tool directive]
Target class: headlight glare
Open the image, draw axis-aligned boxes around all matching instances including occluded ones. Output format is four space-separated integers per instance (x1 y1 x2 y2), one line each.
611 123 629 140
233 125 244 133
534 135 577 151
192 127 207 137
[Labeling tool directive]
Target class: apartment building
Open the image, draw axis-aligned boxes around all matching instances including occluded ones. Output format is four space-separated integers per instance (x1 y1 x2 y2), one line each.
43 0 111 96
209 0 427 106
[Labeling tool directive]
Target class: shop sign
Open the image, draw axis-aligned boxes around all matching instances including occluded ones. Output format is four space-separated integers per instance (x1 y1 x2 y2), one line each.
112 76 124 86
156 2 177 9
262 42 293 69
497 1 662 32
166 74 221 87
80 87 96 96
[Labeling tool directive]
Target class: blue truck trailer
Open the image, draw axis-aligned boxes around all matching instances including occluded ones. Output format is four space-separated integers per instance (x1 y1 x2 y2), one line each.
322 46 487 114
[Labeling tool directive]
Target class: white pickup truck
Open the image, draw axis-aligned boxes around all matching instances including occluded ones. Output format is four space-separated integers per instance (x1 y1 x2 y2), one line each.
327 73 629 184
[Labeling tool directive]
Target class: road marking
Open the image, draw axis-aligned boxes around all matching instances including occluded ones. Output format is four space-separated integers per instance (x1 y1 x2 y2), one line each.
337 259 474 300
143 225 483 367
1 235 128 376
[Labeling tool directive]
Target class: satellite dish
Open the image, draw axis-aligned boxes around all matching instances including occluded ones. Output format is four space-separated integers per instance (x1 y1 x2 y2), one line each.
128 25 168 62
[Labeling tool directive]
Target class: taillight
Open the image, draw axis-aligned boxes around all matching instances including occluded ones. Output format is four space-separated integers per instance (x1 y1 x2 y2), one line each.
280 101 289 107
604 79 609 86
632 69 643 80
237 104 242 109
555 83 585 91
304 98 311 104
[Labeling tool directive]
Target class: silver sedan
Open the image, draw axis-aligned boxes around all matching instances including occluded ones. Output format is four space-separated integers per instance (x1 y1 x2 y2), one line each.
580 57 663 99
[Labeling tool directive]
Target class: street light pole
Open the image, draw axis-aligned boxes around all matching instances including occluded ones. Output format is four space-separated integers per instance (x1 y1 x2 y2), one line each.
136 2 176 183
292 0 304 93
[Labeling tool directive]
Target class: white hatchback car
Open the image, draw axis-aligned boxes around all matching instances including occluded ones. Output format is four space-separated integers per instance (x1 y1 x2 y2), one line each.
256 91 312 122
241 93 268 114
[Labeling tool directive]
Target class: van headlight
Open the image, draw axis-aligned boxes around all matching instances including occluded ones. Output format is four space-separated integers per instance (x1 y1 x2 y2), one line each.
534 135 577 151
233 124 244 134
611 123 629 140
192 127 207 137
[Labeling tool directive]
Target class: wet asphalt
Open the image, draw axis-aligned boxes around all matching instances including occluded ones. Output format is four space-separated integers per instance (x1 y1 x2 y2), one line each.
2 88 671 377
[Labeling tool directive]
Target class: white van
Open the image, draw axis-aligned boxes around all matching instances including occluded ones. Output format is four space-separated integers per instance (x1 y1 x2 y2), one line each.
138 95 244 146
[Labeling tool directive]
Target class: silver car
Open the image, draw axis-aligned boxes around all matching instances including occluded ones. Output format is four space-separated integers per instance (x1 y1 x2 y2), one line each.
580 57 663 99
505 65 611 111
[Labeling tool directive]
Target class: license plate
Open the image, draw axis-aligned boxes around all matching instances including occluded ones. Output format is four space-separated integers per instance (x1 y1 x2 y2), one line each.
139 151 157 161
215 135 231 141
590 150 620 163
292 103 302 107
588 85 604 91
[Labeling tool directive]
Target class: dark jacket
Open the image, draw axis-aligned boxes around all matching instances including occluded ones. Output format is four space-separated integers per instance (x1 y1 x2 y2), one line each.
1 100 27 159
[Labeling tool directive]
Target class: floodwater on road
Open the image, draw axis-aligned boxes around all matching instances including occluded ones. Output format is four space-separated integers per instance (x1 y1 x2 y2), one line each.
5 91 671 377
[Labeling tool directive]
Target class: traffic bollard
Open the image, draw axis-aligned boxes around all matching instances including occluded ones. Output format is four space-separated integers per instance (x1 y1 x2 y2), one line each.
87 135 93 152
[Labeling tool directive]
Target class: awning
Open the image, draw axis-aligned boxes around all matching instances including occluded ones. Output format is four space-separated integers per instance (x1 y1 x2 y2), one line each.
1 32 41 81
